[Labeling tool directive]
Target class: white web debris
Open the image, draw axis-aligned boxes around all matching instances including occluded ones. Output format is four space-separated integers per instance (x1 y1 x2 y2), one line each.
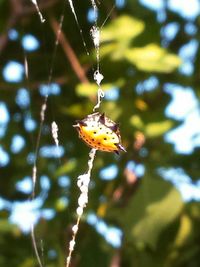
51 121 59 147
93 88 105 111
30 0 45 23
72 225 78 234
40 102 47 122
94 70 104 86
51 121 61 158
90 0 99 68
89 3 105 112
77 173 90 208
93 67 104 111
66 148 96 267
69 240 75 251
90 26 100 59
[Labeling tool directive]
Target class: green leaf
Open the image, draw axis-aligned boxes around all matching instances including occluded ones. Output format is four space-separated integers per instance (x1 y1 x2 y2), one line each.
0 218 19 234
76 83 98 97
130 115 144 129
56 159 77 176
130 117 174 137
62 103 92 117
112 177 183 249
101 15 145 43
100 15 145 60
145 120 174 137
174 215 192 247
125 44 182 73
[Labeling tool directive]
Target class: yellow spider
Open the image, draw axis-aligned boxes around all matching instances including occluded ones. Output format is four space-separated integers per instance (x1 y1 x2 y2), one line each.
73 112 126 154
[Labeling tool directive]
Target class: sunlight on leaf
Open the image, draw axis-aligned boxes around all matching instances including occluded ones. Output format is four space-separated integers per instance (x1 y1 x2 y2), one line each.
174 215 192 247
102 102 122 121
0 219 20 234
76 83 97 97
125 44 182 73
97 203 108 217
145 120 174 137
101 15 145 43
100 15 145 60
132 187 182 248
21 258 36 267
130 117 174 137
135 99 148 111
62 103 92 117
130 115 144 129
100 42 119 58
56 159 77 176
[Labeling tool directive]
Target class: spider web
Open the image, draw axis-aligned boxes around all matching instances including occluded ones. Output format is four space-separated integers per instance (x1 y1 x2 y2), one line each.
28 1 115 266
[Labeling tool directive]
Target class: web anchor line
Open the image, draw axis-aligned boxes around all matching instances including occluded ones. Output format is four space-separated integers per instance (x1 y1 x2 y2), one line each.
66 2 106 267
67 0 89 55
29 11 65 267
30 0 45 23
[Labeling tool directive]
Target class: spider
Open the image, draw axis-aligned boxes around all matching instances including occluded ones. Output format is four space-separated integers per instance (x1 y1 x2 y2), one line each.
73 112 126 154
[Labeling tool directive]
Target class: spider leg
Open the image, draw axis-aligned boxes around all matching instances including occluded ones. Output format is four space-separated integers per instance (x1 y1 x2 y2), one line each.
116 143 127 152
99 113 105 124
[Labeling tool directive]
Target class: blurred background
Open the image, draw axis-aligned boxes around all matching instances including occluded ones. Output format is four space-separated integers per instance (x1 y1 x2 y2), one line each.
1 0 200 266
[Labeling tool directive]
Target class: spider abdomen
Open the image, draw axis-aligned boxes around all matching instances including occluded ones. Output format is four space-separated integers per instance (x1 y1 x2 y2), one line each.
73 112 126 154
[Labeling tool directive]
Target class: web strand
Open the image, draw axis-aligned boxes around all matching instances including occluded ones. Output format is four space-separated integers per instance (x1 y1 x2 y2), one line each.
30 0 45 23
66 2 105 266
66 0 89 55
31 224 44 267
29 11 65 267
100 4 115 29
31 12 64 199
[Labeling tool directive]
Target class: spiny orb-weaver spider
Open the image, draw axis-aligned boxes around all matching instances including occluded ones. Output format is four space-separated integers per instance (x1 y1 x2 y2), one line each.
73 112 126 154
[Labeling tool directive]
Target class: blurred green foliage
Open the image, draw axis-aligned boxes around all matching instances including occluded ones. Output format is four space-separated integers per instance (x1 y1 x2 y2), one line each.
0 0 200 267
